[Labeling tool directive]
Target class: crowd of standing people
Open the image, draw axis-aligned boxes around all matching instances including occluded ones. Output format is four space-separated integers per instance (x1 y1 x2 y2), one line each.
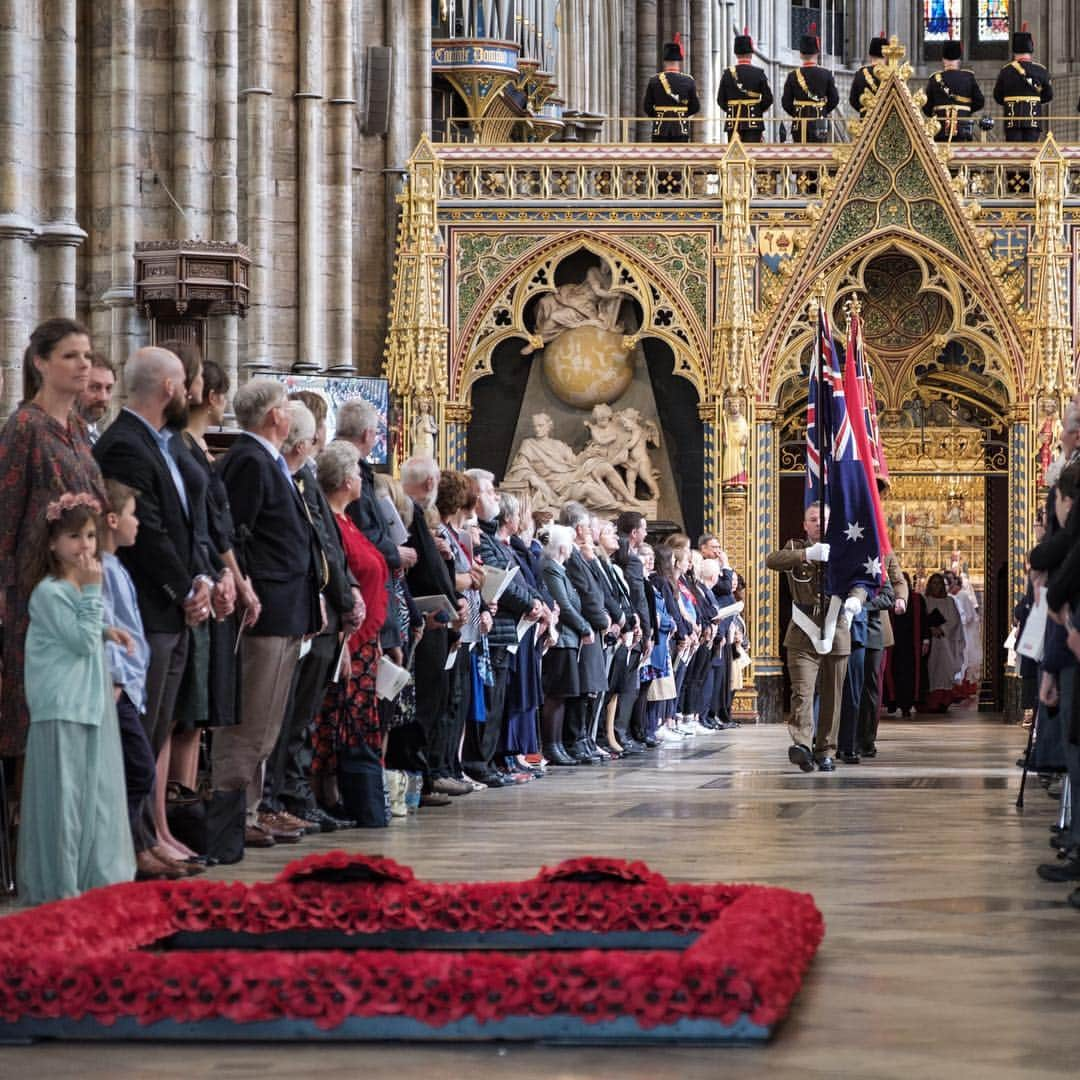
0 321 749 905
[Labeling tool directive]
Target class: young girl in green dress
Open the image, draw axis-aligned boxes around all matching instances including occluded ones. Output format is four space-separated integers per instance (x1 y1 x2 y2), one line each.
16 493 136 904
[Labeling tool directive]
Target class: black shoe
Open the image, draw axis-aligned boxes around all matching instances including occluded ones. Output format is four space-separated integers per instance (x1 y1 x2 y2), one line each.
1016 756 1030 769
643 737 659 748
299 806 339 832
861 746 877 759
788 744 814 773
543 743 578 766
901 708 911 719
568 742 598 765
838 751 861 765
1069 887 1080 911
323 804 358 828
816 755 836 772
1037 857 1080 883
622 737 646 752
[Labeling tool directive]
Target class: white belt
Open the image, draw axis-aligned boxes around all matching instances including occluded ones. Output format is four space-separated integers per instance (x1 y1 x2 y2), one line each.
791 595 842 655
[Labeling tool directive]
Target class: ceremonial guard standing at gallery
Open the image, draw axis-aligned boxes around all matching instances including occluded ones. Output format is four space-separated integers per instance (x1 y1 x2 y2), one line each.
849 34 888 118
767 505 864 773
716 29 772 144
923 41 985 142
993 25 1053 143
643 35 700 144
781 29 839 144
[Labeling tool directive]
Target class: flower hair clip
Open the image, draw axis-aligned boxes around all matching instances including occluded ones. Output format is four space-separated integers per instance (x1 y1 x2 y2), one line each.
45 491 102 522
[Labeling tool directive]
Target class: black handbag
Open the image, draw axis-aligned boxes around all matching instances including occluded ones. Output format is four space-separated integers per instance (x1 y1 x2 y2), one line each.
337 742 389 828
167 783 247 864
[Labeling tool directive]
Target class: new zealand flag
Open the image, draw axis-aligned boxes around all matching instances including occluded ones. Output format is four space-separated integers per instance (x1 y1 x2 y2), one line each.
805 305 886 598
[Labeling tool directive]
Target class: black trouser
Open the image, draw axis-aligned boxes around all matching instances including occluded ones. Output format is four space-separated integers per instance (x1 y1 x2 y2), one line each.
1005 125 1043 142
710 650 730 722
116 691 156 854
448 646 472 777
728 127 763 143
463 645 512 776
263 631 336 814
857 647 884 752
413 630 452 782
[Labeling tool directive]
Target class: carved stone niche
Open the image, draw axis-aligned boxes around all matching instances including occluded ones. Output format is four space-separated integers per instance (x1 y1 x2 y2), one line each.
134 239 251 351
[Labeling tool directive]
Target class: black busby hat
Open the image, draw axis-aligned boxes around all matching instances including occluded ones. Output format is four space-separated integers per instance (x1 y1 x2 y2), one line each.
868 33 887 58
734 27 753 56
942 40 963 61
799 23 819 56
662 33 684 63
1012 22 1034 54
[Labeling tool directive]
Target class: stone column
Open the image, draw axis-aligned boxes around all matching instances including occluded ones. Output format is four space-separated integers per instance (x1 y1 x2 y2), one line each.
635 0 657 142
172 0 205 238
699 399 720 533
690 0 712 142
206 0 239 390
103 0 140 380
443 403 472 470
620 0 637 140
753 405 784 723
37 0 85 317
0 1 34 415
294 0 323 374
325 0 354 374
242 0 272 375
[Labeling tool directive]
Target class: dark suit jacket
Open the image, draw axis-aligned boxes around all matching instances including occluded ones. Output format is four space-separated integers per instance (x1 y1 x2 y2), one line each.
405 500 457 604
565 548 609 633
615 537 652 639
295 459 355 635
218 434 321 638
93 409 198 634
346 458 401 570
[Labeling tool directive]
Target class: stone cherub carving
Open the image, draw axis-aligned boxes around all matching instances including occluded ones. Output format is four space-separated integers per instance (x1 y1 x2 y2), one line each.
520 264 624 355
504 405 662 514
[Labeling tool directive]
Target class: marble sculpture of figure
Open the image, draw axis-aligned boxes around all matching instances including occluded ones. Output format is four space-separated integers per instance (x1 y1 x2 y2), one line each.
520 265 624 354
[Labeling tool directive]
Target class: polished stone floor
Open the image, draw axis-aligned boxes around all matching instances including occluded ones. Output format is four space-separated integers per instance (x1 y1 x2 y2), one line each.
3 708 1080 1079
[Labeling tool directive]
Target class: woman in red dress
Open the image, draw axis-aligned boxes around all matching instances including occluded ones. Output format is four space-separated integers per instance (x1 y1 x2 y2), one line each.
0 319 106 759
313 441 390 795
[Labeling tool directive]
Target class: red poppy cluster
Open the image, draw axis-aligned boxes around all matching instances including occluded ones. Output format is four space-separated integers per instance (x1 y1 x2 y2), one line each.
0 855 824 1035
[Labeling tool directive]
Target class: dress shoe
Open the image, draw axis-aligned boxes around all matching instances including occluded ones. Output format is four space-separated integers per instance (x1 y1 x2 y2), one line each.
788 743 814 773
151 846 205 876
1037 856 1080 882
543 743 579 766
135 849 185 881
244 823 276 848
621 736 646 752
861 746 878 759
302 806 341 832
419 791 452 807
643 737 659 748
256 812 304 843
815 755 836 772
838 751 862 765
1069 887 1080 911
433 777 472 796
568 743 598 765
273 809 320 834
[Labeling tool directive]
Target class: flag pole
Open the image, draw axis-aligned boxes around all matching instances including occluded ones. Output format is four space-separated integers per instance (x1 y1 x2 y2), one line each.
813 284 828 640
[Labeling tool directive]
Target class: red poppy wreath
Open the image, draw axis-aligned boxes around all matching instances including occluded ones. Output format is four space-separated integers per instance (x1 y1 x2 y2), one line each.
0 855 823 1043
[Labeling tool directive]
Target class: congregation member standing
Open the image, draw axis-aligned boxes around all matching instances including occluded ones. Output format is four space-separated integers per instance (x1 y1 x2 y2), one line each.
471 471 544 778
849 34 888 118
766 504 864 772
924 41 984 142
993 25 1053 143
17 494 135 903
0 319 106 762
263 401 362 832
314 440 391 826
643 35 700 144
212 379 324 848
399 456 464 804
75 353 117 445
884 573 928 718
858 550 904 758
716 28 772 143
93 347 211 861
781 29 839 144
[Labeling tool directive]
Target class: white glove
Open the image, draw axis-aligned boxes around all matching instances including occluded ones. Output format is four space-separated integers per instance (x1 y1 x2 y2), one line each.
804 542 830 563
843 597 862 621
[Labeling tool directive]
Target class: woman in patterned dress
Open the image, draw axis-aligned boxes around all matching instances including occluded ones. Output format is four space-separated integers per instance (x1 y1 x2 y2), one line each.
313 441 390 786
0 319 106 759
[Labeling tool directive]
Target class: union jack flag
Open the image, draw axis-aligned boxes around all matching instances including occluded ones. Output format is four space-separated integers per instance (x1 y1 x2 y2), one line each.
804 305 848 509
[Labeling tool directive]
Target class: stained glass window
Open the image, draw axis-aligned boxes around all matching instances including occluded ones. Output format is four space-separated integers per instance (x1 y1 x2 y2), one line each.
977 0 1009 42
923 0 963 43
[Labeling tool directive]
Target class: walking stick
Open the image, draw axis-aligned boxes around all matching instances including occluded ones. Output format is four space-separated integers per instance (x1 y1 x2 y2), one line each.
1016 709 1037 810
0 762 14 894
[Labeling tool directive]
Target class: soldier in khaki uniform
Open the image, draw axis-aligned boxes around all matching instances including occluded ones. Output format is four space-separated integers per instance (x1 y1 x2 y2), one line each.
766 504 866 772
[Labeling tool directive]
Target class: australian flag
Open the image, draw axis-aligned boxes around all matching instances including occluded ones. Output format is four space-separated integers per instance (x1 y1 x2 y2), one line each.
805 304 885 597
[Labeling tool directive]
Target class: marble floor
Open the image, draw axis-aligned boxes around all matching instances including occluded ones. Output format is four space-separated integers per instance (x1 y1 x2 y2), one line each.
3 708 1080 1079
